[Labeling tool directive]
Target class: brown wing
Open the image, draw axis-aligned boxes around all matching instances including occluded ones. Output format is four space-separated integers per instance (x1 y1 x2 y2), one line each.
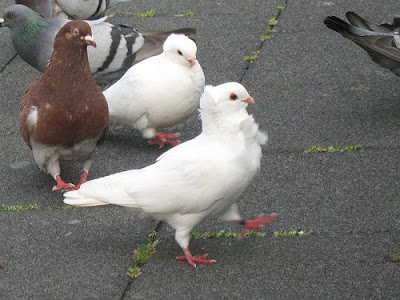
19 83 37 150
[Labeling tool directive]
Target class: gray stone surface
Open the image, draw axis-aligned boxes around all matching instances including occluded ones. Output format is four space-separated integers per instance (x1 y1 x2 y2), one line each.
0 0 399 299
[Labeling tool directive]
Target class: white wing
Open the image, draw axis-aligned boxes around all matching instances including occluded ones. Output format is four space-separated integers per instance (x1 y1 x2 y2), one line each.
64 134 247 215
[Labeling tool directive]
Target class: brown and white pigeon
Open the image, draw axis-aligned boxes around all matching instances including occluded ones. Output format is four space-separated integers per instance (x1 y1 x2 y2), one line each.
103 33 205 147
64 82 276 267
19 20 109 192
324 12 400 76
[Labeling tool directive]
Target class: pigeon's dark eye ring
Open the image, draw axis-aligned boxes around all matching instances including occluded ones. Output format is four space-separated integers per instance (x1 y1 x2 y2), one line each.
230 93 238 100
8 13 14 19
71 28 80 36
177 50 183 56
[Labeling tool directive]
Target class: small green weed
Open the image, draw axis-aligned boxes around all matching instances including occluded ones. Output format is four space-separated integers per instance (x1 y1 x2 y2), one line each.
283 82 309 88
127 266 142 278
273 230 312 237
245 52 259 62
276 5 285 12
175 11 194 17
134 241 157 266
0 204 39 211
268 17 278 26
191 229 266 239
135 9 155 18
127 240 158 278
305 145 362 153
191 230 238 239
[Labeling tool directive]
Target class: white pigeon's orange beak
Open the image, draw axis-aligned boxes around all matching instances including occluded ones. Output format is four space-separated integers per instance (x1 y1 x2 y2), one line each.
187 56 197 65
243 96 255 104
82 35 97 48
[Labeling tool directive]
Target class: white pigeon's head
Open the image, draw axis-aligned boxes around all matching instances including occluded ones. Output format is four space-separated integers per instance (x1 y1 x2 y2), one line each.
200 82 255 112
199 82 256 134
163 33 198 67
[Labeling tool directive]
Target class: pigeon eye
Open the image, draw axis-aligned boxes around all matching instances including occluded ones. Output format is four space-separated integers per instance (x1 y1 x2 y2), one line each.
177 50 183 56
72 28 80 36
8 13 14 19
230 93 238 100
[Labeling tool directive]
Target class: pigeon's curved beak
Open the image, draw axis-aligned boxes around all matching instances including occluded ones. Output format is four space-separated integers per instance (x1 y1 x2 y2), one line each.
83 35 97 48
0 18 4 27
243 96 255 104
187 56 197 66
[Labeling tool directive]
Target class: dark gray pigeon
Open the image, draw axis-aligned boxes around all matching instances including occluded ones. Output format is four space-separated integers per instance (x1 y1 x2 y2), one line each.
15 0 131 20
0 5 196 84
324 11 400 76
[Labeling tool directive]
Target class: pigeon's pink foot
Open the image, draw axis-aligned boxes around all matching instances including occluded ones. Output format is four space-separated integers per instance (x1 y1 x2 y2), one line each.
148 132 181 148
176 248 216 268
239 213 277 238
52 175 75 192
71 170 88 190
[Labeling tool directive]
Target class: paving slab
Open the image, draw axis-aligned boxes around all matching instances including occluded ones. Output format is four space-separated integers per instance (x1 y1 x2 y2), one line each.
0 207 157 299
127 232 400 300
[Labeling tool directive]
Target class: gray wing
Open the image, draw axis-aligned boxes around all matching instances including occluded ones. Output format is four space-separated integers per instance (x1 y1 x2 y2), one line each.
324 12 400 76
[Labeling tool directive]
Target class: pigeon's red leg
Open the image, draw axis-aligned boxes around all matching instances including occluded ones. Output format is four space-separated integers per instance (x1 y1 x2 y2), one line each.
176 247 216 268
238 213 277 238
52 175 75 192
148 132 181 148
71 170 89 190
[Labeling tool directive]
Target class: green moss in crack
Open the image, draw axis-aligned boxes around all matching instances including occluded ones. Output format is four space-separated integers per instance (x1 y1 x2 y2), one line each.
273 230 312 237
268 17 278 26
0 204 39 211
135 9 155 18
276 5 285 12
245 52 259 62
305 145 362 153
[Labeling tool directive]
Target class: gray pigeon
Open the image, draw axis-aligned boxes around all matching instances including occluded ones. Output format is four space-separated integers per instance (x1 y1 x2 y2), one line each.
15 0 131 20
324 12 400 76
0 5 196 84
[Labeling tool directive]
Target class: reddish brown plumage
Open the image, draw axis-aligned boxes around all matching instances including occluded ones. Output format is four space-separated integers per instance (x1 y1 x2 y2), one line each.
19 20 109 191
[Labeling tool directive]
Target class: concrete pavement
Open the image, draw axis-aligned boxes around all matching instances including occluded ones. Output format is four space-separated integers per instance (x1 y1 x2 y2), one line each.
0 0 399 299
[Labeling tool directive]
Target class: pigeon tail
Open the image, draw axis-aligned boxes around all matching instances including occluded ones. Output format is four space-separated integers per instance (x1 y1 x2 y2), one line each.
63 190 108 207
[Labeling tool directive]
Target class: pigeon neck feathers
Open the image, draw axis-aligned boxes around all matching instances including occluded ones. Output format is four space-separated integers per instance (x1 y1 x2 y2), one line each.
42 24 93 92
8 7 49 43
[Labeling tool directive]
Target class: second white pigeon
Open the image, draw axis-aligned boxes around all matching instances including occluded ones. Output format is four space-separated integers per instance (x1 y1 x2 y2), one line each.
64 82 276 268
103 33 205 147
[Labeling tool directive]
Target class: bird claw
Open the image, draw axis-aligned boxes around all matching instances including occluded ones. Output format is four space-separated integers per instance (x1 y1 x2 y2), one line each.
148 139 181 148
148 132 181 148
52 182 75 192
177 249 216 268
239 213 277 238
52 175 75 192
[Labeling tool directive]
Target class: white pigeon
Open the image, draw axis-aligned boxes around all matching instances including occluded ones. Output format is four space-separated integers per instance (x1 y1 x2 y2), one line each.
64 82 276 268
103 33 205 147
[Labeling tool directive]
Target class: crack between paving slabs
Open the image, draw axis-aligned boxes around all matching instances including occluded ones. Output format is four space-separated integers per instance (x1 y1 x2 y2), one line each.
239 0 289 82
120 220 163 300
0 53 18 74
